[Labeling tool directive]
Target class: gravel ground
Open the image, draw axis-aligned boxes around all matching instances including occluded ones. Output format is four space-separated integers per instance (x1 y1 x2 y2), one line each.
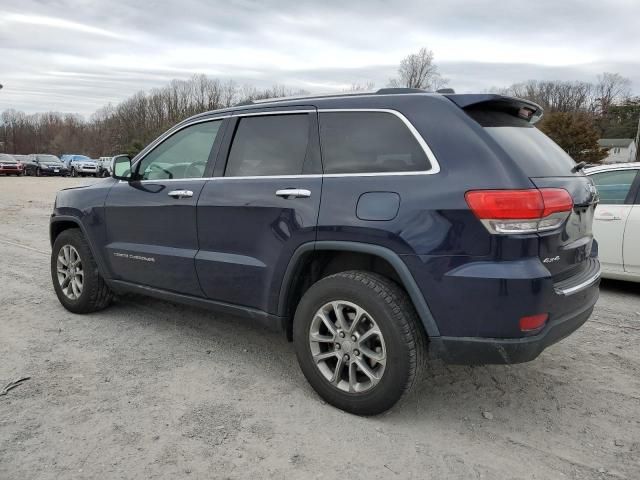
1 176 639 480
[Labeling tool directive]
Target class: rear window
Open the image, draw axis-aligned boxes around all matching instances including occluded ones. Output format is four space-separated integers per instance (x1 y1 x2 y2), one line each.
319 111 430 174
484 127 577 177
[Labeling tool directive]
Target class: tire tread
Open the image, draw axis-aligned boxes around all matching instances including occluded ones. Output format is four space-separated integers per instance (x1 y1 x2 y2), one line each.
293 269 427 415
332 271 427 402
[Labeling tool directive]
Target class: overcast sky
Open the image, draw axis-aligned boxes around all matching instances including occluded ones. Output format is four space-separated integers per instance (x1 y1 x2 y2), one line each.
1 0 639 117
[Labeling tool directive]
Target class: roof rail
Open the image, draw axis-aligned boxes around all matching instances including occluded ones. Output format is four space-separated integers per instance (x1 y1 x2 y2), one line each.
232 87 432 107
375 87 427 95
436 88 456 94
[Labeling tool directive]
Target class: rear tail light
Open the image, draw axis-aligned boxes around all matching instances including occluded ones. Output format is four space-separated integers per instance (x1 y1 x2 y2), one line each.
465 188 573 234
519 313 548 332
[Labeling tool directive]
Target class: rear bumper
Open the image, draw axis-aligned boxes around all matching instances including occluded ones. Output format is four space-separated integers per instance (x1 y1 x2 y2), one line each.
429 297 596 364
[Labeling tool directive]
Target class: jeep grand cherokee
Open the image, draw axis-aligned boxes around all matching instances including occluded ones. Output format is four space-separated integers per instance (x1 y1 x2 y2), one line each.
50 89 600 415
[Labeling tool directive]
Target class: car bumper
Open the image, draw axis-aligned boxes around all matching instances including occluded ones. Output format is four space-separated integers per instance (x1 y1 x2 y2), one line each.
0 168 22 174
39 169 67 176
403 254 600 364
428 297 596 364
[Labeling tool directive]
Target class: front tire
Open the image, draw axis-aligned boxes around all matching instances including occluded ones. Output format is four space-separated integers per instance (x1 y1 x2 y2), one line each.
51 229 113 313
71 168 77 177
293 271 426 415
35 167 41 177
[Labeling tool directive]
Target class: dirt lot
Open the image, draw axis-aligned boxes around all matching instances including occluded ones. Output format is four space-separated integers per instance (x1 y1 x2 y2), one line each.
1 176 639 480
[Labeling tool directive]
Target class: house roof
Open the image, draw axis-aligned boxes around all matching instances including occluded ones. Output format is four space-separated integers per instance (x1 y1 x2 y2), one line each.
598 138 634 148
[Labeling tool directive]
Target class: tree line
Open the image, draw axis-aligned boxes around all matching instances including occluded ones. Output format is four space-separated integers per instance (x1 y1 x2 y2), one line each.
1 48 638 163
0 78 307 157
499 73 638 162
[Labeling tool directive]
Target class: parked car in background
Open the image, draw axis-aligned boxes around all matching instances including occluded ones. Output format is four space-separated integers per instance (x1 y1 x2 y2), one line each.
586 162 640 282
61 154 99 177
24 154 68 176
50 89 600 415
97 156 113 177
0 153 25 176
13 154 32 166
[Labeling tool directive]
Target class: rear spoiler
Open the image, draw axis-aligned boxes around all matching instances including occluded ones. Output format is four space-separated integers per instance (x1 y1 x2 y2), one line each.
443 94 544 125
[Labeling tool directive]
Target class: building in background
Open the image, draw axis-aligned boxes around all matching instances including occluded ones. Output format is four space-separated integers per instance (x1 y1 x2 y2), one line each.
597 138 637 164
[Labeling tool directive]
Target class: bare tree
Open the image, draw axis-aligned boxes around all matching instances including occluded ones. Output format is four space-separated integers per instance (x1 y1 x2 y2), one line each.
500 75 633 115
501 80 595 113
388 47 448 90
344 81 376 92
594 72 632 114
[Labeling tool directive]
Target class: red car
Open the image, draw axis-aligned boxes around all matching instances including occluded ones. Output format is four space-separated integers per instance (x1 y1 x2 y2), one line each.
0 154 24 175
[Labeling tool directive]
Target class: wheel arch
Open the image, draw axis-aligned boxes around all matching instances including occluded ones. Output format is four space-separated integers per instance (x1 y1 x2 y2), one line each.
50 215 110 279
277 241 440 339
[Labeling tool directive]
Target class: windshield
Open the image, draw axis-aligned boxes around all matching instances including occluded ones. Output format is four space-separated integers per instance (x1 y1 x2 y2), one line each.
37 155 61 163
0 154 17 162
73 155 92 161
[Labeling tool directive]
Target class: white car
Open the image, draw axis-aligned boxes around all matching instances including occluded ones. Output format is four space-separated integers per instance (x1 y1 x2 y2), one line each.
586 162 640 282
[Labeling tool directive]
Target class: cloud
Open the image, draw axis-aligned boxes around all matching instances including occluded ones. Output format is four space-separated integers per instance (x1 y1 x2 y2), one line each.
4 13 121 39
0 0 638 117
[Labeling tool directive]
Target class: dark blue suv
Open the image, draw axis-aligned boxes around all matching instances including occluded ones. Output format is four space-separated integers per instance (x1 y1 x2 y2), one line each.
50 89 600 415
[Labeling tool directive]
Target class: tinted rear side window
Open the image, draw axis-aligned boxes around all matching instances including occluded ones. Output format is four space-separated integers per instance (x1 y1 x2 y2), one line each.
225 114 309 177
319 111 430 174
484 126 577 177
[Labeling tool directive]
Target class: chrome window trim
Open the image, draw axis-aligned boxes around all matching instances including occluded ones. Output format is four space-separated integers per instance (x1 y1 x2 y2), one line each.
125 107 441 183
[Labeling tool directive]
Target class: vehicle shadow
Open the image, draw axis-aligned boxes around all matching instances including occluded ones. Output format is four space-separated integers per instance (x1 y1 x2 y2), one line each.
103 292 578 425
599 277 640 295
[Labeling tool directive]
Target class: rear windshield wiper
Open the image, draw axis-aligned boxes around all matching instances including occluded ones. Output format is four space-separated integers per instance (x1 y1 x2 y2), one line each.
571 161 587 173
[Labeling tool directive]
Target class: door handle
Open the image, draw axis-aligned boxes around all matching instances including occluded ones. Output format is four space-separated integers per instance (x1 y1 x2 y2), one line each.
168 189 194 199
594 212 622 221
275 189 311 199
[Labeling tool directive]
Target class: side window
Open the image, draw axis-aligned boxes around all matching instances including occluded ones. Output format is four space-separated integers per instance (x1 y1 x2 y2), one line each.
137 120 222 180
590 170 638 205
225 114 310 177
319 111 430 174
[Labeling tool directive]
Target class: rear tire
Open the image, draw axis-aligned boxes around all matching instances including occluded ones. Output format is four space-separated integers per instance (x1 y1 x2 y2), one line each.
293 271 426 415
51 229 113 313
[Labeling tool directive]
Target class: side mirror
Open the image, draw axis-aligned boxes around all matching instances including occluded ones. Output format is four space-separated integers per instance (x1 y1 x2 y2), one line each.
111 155 132 180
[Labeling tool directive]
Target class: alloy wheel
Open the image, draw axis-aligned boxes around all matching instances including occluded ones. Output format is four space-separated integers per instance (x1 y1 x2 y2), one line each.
56 245 84 300
308 300 387 393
